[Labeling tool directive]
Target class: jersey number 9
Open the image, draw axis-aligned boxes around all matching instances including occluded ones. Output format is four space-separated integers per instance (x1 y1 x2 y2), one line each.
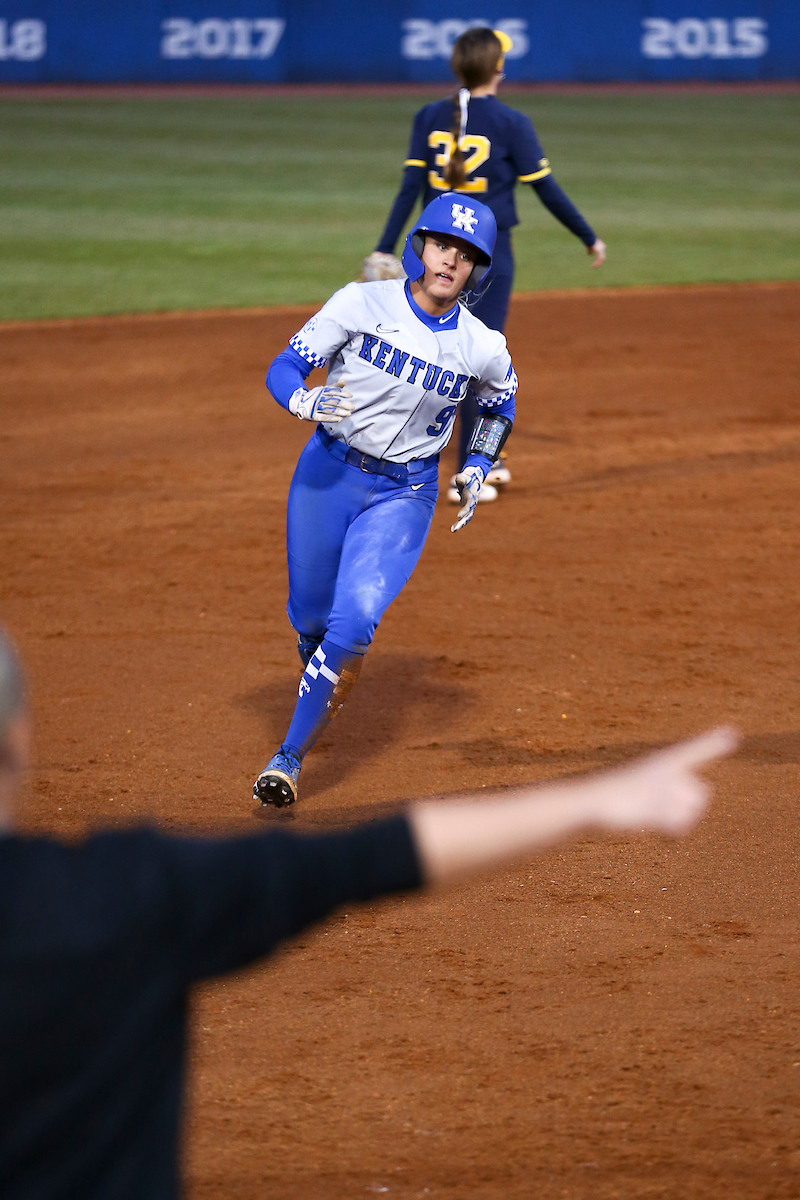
427 404 458 437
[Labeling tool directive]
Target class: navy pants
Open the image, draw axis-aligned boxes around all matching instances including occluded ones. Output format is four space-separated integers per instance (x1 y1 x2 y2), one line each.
457 227 514 466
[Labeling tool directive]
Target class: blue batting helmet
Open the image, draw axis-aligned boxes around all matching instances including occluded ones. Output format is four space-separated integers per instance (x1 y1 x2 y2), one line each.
401 193 496 292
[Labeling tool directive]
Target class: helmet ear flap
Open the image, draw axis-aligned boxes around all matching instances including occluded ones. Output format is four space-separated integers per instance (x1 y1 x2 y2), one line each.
401 230 427 283
465 261 489 293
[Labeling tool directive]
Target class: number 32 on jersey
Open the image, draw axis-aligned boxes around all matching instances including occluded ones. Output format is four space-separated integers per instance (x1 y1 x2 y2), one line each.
428 131 490 194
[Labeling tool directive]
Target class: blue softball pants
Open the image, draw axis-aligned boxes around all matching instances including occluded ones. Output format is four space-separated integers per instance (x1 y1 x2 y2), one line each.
457 227 514 465
286 429 438 656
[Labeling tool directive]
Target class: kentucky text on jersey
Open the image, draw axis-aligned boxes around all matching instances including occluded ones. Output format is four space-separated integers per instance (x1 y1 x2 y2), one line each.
357 334 470 399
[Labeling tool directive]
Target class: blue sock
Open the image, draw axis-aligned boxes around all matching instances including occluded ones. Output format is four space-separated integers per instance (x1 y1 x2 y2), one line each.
283 637 363 760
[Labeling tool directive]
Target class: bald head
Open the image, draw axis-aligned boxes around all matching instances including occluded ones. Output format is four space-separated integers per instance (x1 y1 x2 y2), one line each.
0 627 25 741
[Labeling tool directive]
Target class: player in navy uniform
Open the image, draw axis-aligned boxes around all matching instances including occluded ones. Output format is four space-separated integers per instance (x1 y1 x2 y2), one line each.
253 193 517 807
366 27 606 500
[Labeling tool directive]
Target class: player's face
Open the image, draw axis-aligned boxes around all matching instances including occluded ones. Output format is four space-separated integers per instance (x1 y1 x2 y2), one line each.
419 235 476 307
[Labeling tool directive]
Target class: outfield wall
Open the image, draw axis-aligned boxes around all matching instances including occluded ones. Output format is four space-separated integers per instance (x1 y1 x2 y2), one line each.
1 2 797 83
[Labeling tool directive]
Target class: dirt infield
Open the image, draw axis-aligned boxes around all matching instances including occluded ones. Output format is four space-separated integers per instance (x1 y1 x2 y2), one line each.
2 283 799 1198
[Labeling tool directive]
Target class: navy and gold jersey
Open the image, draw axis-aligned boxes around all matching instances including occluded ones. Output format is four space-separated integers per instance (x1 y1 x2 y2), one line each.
404 95 551 231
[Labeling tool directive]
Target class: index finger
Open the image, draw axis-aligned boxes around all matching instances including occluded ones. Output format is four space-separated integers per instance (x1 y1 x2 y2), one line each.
649 726 739 772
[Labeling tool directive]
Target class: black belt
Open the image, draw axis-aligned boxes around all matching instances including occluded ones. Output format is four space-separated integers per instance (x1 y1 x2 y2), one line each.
317 427 438 482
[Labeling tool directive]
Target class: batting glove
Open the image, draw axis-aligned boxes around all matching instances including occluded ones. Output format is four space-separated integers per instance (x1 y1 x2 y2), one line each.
450 465 485 533
289 381 354 423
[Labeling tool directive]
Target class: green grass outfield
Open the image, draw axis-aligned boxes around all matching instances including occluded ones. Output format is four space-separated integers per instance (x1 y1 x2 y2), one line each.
1 90 799 320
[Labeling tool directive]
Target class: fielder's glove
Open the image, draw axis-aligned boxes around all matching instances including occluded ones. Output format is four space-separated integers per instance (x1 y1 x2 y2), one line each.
361 251 406 282
450 465 485 533
288 381 354 423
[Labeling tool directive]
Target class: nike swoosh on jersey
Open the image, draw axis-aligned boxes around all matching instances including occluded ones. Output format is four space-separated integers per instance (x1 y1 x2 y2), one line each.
411 483 426 490
376 324 399 333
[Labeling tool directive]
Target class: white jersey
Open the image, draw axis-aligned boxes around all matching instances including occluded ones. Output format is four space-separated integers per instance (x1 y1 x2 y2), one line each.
287 279 517 464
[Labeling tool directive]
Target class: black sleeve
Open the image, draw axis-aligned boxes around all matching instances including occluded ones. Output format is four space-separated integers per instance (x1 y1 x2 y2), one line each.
164 815 422 981
530 174 596 247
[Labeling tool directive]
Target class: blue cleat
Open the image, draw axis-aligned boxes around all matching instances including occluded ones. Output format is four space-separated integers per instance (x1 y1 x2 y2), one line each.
253 746 302 808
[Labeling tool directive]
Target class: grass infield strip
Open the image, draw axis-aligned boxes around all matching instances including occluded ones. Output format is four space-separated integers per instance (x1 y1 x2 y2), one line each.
1 92 798 320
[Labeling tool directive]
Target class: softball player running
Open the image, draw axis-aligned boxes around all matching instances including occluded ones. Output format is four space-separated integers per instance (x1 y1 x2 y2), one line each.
254 193 516 807
366 26 605 499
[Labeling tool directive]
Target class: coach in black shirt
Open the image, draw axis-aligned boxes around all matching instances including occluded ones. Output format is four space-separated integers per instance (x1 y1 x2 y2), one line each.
0 627 731 1198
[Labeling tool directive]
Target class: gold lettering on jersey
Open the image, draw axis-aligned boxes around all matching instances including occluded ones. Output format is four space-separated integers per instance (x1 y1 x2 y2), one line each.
427 131 490 194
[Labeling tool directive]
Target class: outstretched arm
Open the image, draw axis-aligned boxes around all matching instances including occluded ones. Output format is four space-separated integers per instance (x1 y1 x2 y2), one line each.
409 728 736 884
530 175 606 268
